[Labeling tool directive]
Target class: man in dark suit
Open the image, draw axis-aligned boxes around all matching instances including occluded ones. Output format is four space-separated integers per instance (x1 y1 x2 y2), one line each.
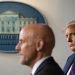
64 20 75 75
16 23 64 75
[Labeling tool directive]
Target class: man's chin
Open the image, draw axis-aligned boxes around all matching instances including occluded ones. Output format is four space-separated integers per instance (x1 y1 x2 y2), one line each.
20 60 30 66
19 59 25 65
20 62 25 65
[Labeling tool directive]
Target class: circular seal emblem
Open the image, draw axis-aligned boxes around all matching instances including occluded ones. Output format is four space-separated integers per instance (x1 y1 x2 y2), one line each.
0 1 46 52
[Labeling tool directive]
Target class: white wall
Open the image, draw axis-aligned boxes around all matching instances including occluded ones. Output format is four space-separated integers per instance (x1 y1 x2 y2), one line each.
0 0 75 75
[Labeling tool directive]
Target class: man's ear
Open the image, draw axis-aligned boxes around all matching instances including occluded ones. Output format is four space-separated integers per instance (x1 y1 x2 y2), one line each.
36 40 44 51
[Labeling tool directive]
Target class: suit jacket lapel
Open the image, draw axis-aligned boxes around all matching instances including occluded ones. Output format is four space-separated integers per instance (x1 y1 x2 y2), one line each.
64 53 75 74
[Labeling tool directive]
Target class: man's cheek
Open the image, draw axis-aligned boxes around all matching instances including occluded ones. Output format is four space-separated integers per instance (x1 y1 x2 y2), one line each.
22 43 28 49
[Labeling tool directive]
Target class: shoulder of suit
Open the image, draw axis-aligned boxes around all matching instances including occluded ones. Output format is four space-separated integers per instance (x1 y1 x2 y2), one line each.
67 53 75 60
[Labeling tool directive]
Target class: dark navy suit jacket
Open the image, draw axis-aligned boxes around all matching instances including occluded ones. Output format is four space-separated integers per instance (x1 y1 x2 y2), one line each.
64 53 75 74
34 57 65 75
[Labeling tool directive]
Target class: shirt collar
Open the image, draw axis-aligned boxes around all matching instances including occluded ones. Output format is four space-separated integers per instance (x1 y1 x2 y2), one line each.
32 56 50 75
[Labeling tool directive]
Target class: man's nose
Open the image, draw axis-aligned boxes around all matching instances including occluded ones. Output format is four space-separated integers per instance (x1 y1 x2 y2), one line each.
16 43 20 52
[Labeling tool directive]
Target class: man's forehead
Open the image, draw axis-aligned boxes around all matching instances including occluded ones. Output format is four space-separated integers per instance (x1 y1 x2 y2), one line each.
68 26 75 30
20 28 35 38
21 25 42 36
19 24 50 37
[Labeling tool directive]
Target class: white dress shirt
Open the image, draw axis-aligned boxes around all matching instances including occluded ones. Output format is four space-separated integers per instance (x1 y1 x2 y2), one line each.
31 56 50 75
67 64 73 75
